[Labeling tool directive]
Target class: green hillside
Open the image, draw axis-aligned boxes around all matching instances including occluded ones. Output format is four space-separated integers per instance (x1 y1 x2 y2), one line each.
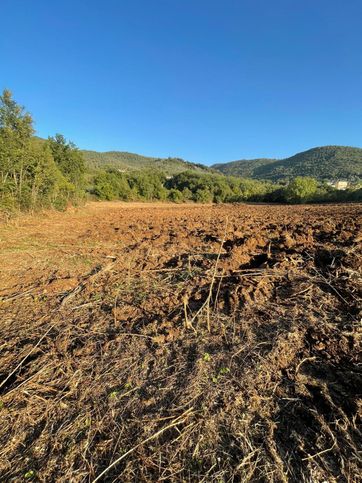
35 138 213 176
212 158 277 177
82 149 213 176
213 146 362 181
82 150 156 169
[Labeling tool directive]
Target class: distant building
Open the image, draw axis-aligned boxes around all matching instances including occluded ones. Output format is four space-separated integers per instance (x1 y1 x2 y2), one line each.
336 181 348 190
326 180 349 190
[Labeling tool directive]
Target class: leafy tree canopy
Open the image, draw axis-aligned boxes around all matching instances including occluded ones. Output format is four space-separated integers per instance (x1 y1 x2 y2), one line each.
47 134 85 188
284 176 318 203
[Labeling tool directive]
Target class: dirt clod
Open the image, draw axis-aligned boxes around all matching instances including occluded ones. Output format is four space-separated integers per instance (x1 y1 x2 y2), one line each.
0 202 361 482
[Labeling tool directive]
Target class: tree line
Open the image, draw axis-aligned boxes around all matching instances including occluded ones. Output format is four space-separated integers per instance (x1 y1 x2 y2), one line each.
91 169 362 204
0 90 361 217
0 90 85 216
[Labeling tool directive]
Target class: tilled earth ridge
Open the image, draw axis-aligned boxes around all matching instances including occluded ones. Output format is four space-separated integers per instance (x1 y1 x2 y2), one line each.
0 202 361 482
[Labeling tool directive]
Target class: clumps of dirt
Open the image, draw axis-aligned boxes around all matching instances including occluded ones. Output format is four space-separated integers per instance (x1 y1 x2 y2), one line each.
43 276 79 295
221 235 269 271
0 202 361 482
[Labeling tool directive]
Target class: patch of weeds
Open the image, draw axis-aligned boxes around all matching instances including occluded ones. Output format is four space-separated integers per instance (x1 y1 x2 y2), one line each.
67 254 94 270
117 275 174 306
31 294 49 303
169 267 200 284
219 367 230 375
116 278 148 305
211 367 230 383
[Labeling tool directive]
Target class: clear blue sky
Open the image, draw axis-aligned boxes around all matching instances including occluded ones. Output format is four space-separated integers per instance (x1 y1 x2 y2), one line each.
1 0 361 164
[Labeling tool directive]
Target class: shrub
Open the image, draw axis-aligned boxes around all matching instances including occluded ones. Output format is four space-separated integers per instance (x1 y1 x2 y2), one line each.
284 176 318 203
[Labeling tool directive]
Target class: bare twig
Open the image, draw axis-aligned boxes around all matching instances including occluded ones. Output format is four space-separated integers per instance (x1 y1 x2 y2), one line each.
92 408 194 483
188 217 229 331
3 364 50 397
302 441 337 461
295 356 317 375
0 323 55 390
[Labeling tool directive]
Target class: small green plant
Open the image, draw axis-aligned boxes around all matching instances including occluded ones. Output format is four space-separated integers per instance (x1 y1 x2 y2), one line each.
219 367 230 375
211 367 230 383
203 352 211 362
108 390 119 399
109 382 132 397
24 470 36 479
84 417 92 428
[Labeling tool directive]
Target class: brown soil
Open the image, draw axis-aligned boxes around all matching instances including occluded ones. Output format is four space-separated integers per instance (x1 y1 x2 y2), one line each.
0 201 361 482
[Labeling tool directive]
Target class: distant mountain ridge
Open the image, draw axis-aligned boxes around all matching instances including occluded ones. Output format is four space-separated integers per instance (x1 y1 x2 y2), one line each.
212 158 277 178
212 146 362 181
81 149 213 176
36 137 362 181
34 137 214 176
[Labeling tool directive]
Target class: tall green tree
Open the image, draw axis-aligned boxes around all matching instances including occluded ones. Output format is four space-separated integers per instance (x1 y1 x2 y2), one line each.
284 176 318 203
0 90 77 212
47 134 85 188
0 89 33 140
0 89 34 201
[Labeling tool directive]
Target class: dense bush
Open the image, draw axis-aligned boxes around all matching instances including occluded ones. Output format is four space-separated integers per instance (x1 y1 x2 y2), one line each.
91 169 167 201
168 188 184 203
92 171 133 200
166 171 275 203
284 176 318 203
127 170 168 200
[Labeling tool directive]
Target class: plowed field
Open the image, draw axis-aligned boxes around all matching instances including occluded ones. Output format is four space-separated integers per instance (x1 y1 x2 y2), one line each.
0 202 361 482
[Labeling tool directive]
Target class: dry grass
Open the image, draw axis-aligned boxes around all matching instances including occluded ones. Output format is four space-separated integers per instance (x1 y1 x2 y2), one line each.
0 202 361 482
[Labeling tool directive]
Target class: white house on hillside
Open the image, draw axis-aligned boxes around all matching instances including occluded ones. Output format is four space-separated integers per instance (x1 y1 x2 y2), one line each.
326 180 349 190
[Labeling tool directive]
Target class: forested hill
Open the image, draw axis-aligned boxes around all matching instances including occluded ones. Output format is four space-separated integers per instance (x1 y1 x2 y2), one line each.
212 146 362 181
34 137 214 176
36 134 362 181
212 158 277 177
82 149 213 176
